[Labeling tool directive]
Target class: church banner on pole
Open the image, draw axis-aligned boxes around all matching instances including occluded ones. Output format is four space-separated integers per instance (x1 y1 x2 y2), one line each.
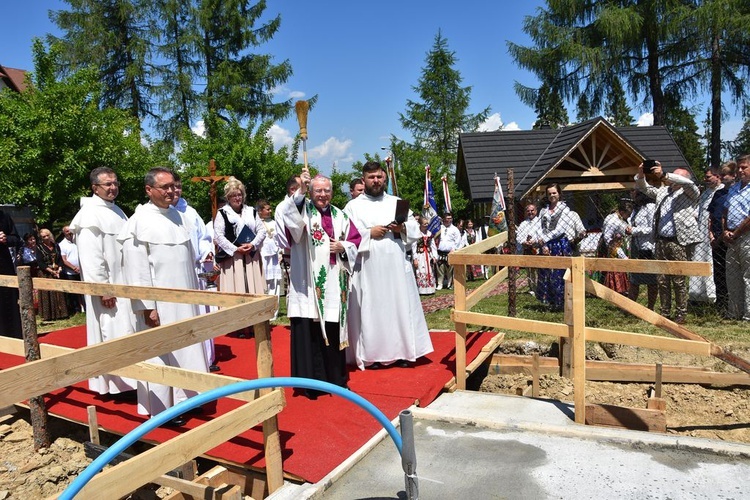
423 165 441 236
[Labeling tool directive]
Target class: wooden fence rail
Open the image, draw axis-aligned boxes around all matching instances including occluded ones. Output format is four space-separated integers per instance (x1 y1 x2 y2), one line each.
447 232 750 425
0 271 284 497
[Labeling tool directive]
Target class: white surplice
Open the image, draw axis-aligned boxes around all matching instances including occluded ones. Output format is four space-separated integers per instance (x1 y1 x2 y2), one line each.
118 202 209 416
689 183 721 303
345 193 434 369
69 195 137 395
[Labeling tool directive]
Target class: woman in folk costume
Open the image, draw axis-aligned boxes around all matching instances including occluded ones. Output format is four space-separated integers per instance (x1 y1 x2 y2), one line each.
461 219 484 280
213 177 266 295
277 171 361 398
535 184 583 311
257 199 282 320
600 199 633 294
412 216 438 294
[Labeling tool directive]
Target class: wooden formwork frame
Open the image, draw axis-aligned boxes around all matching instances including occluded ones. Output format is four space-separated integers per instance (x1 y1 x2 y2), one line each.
449 232 750 424
0 273 284 498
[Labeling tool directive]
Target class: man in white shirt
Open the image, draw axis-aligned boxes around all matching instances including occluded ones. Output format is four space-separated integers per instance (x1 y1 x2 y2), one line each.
59 225 84 313
516 204 541 293
436 213 462 290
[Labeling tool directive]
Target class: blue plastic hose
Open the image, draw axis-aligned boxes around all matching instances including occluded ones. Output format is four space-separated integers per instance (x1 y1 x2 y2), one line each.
60 377 403 499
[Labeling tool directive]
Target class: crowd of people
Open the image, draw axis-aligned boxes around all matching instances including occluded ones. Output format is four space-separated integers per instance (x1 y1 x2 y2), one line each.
2 154 749 422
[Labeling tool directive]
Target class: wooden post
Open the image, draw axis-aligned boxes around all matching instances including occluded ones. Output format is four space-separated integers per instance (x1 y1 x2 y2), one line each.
17 266 50 449
87 406 100 445
453 260 468 391
191 159 231 221
253 320 283 494
571 257 587 424
532 353 540 398
655 362 663 398
507 169 517 317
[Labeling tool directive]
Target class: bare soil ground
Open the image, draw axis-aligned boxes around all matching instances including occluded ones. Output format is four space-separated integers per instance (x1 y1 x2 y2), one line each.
480 341 750 444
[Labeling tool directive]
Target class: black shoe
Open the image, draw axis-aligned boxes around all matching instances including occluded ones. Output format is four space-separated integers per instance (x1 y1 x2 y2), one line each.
165 416 186 427
396 360 411 368
109 390 137 402
303 390 320 400
368 362 382 370
209 364 220 372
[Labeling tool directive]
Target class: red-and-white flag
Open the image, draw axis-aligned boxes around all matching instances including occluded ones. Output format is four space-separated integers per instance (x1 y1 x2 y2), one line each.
441 174 452 214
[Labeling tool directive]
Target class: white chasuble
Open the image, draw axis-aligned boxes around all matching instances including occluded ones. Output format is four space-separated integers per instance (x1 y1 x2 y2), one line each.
345 193 434 369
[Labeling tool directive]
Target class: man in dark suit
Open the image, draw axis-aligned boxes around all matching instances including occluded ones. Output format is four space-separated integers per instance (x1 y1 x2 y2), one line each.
636 161 700 324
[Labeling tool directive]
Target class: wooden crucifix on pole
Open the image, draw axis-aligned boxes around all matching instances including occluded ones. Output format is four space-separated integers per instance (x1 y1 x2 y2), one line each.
191 159 230 220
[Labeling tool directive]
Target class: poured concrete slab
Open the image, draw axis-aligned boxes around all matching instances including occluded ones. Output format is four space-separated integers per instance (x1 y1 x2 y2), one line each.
270 391 750 499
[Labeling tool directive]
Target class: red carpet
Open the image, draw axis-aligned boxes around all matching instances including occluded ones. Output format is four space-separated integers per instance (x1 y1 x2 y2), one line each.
1 325 496 483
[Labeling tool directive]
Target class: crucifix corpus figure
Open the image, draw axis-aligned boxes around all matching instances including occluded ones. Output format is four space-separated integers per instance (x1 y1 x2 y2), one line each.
191 159 231 220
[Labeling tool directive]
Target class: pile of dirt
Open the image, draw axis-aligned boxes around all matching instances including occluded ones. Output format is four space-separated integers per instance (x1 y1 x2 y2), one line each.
0 409 172 499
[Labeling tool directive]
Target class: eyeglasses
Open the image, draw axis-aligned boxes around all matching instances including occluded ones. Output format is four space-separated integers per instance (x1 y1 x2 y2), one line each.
151 184 177 192
95 182 120 188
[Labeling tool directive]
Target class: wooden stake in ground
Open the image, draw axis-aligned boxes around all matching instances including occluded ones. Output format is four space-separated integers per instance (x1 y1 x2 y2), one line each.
17 266 50 449
191 159 230 221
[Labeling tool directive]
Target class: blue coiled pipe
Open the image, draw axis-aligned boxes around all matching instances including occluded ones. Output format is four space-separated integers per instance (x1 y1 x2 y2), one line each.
60 377 403 499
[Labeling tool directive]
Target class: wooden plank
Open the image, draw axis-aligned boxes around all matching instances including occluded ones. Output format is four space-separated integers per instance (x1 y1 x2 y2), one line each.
449 253 573 269
585 403 666 432
647 397 667 412
452 310 570 338
0 301 274 407
490 354 750 385
585 258 711 277
31 278 271 308
453 231 507 255
531 353 540 398
454 264 468 391
465 332 505 374
87 406 100 446
561 182 632 191
78 390 284 499
0 338 259 402
465 267 507 310
254 320 283 495
584 327 711 356
571 257 586 424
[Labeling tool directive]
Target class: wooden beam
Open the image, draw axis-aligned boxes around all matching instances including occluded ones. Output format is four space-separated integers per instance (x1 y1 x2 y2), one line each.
449 253 573 269
490 354 750 386
0 301 274 407
465 332 505 375
584 403 666 432
77 391 284 499
584 327 711 356
465 267 507 310
451 309 570 338
0 337 259 402
560 182 632 191
454 262 468 391
585 257 711 276
571 257 586 424
453 231 507 255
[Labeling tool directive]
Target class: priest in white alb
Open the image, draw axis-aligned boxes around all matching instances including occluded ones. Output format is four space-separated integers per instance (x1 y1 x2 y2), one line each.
278 169 360 398
119 167 209 426
345 161 434 370
69 167 137 397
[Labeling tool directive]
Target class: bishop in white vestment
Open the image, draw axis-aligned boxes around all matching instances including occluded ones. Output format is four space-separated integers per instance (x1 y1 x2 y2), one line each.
69 167 137 395
345 161 434 370
119 168 209 421
278 172 360 396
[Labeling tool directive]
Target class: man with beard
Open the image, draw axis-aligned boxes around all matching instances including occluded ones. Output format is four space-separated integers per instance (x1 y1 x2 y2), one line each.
345 161 434 370
119 167 209 425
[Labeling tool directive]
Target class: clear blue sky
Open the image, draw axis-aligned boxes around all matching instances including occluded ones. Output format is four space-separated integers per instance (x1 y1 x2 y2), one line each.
2 1 742 175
